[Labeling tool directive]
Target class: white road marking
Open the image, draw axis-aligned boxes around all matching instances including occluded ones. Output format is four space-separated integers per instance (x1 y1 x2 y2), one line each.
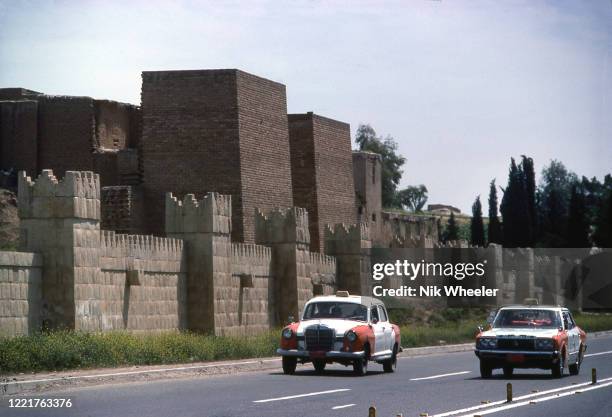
410 371 471 381
455 380 612 417
332 404 356 410
585 349 612 357
432 376 612 417
253 388 351 403
0 358 281 386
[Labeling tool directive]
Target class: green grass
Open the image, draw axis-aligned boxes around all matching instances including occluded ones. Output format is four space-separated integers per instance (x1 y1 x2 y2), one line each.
0 330 278 374
2 311 611 374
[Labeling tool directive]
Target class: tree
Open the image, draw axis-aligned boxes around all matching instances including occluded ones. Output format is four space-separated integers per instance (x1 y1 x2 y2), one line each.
399 185 428 212
538 160 577 247
567 184 590 247
470 196 485 246
443 211 459 242
500 158 532 247
593 186 612 247
355 124 406 208
521 155 537 245
487 179 502 244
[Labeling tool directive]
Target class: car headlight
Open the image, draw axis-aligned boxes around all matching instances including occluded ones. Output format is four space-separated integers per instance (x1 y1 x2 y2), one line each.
282 328 293 339
536 338 554 350
346 330 357 343
478 337 497 349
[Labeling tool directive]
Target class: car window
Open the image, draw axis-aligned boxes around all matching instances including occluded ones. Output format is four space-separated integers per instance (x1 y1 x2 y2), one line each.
370 306 379 323
562 312 574 329
378 306 388 322
302 302 367 321
492 309 561 329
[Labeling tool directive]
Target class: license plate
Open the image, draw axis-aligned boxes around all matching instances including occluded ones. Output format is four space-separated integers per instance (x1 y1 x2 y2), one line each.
507 354 525 363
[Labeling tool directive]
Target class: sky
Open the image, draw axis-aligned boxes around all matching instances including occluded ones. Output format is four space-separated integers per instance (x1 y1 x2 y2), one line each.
1 0 611 213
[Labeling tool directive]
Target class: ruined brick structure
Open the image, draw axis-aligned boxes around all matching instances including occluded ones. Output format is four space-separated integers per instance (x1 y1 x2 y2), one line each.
288 112 357 252
0 68 438 256
141 69 294 243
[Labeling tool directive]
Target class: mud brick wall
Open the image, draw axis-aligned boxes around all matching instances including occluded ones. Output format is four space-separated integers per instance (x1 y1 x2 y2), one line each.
0 100 38 176
94 100 137 150
230 243 272 336
288 113 357 253
37 96 96 177
308 252 337 297
97 231 186 332
236 70 294 243
353 151 382 244
380 211 439 248
141 69 293 242
101 185 144 233
0 88 43 101
0 251 42 336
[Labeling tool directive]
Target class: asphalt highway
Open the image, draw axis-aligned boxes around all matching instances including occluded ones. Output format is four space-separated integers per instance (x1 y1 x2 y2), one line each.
2 334 612 417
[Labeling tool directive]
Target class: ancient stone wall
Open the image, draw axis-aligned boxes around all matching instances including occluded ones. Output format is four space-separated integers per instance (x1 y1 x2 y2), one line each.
231 243 272 335
0 101 38 177
0 251 42 336
288 113 357 252
325 223 372 296
101 185 145 234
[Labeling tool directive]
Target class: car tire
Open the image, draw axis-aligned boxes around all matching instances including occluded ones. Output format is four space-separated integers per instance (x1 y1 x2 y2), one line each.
480 361 493 379
313 360 326 374
383 344 398 373
503 367 513 378
552 351 565 378
569 346 583 376
353 358 368 376
282 357 297 375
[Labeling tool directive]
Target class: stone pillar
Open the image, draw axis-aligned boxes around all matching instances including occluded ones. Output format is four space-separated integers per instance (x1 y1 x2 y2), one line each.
324 223 371 296
18 169 101 330
255 207 310 326
165 192 232 334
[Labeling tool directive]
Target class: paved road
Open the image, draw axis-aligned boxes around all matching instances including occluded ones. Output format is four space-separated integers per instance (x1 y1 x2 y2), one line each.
2 335 612 417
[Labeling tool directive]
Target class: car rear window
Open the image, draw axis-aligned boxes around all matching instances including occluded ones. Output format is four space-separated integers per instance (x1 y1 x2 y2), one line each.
492 309 560 329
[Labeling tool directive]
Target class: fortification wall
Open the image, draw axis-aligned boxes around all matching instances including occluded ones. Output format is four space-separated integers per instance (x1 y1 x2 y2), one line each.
0 101 38 176
288 113 357 252
0 251 42 336
231 243 272 335
101 185 145 233
95 231 186 332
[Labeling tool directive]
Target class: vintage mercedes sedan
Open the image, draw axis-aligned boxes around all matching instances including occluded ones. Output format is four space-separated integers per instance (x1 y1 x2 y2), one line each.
475 305 587 378
277 291 401 376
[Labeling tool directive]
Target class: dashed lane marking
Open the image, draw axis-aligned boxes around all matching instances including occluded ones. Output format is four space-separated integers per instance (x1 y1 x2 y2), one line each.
253 389 351 403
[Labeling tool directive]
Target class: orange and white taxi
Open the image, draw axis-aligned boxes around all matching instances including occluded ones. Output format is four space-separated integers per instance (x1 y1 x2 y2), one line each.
277 291 401 376
475 305 587 378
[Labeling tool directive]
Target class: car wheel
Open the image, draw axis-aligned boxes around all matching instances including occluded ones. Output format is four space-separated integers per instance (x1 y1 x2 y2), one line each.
383 345 398 373
282 357 297 375
503 366 513 378
552 351 565 378
353 358 368 376
569 346 583 376
480 361 493 379
313 360 326 374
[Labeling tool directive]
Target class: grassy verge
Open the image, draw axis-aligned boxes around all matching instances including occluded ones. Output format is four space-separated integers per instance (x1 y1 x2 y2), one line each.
2 312 611 374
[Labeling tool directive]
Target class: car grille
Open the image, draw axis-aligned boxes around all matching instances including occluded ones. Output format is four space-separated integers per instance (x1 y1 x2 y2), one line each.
305 325 335 351
497 338 535 351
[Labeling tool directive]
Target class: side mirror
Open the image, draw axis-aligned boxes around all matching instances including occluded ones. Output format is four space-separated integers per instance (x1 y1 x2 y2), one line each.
477 325 484 333
371 317 379 325
288 315 295 324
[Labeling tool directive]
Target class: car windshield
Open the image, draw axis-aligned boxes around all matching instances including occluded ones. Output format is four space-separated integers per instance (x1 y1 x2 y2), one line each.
492 309 561 329
303 302 368 321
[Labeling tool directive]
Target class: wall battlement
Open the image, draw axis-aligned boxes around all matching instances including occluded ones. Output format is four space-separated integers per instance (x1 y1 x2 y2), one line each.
165 192 232 235
18 170 100 220
101 230 183 260
255 207 310 245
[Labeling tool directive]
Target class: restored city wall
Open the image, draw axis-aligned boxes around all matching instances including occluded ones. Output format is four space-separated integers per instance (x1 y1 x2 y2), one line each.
0 251 42 336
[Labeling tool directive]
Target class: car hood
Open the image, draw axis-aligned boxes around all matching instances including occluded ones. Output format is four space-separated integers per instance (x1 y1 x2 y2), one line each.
480 328 560 338
296 319 366 335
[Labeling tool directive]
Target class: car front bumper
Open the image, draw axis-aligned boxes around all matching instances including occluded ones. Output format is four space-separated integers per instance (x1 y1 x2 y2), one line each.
475 349 560 368
277 348 365 360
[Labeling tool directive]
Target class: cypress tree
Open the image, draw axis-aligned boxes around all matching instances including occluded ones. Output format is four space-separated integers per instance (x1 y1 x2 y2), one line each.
444 211 459 242
567 184 590 247
521 156 537 245
470 196 485 246
488 179 502 244
500 158 532 247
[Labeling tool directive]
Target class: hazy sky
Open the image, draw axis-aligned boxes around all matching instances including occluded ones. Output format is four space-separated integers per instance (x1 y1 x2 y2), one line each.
1 0 611 213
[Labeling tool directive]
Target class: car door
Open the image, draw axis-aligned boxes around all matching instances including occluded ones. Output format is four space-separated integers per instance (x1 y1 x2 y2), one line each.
563 311 579 359
378 305 393 352
370 306 385 355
